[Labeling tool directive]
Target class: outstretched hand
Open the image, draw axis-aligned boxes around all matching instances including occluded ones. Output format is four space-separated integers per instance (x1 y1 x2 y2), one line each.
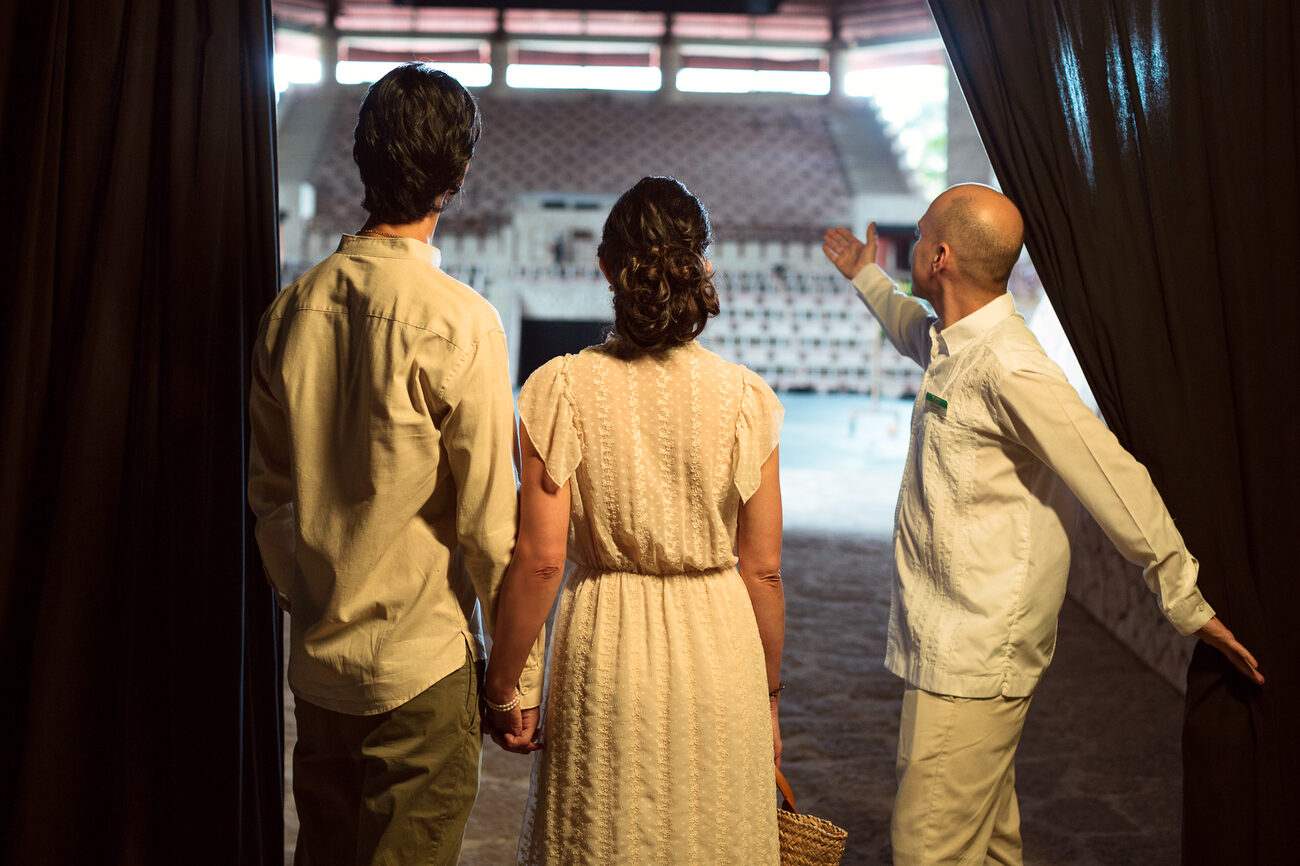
487 705 543 755
822 223 878 281
1196 616 1265 685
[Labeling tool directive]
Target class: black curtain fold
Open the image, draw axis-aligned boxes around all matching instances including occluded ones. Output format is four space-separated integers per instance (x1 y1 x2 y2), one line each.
1 1 283 863
927 1 1298 860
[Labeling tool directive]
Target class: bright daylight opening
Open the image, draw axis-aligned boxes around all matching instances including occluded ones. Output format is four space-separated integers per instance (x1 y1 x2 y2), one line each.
505 64 661 91
336 60 493 87
275 56 845 97
845 63 949 196
274 56 322 93
676 68 830 96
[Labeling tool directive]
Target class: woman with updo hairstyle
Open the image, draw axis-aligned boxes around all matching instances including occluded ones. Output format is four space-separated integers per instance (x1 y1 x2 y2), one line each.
486 176 786 863
599 176 720 354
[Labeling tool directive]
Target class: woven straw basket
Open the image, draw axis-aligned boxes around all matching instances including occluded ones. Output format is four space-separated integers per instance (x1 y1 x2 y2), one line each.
776 768 848 865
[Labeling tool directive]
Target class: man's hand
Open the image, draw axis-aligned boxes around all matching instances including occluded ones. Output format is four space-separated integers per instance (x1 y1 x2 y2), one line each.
1196 616 1265 685
822 223 878 281
487 704 543 754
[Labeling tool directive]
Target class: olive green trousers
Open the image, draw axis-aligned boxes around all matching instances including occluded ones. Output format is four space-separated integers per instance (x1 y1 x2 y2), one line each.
292 654 483 866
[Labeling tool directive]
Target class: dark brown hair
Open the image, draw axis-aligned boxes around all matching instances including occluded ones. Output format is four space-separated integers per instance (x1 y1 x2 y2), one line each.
598 176 719 355
353 63 482 224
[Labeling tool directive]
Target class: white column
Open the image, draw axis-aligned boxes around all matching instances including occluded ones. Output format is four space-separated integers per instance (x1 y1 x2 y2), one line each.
827 38 849 106
320 26 339 87
489 34 510 96
659 14 681 103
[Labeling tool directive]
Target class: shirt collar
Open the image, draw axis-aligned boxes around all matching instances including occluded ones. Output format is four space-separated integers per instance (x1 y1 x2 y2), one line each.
338 233 441 269
933 292 1016 357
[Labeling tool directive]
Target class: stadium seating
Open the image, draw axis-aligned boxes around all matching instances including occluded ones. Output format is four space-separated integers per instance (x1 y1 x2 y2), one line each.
280 83 923 396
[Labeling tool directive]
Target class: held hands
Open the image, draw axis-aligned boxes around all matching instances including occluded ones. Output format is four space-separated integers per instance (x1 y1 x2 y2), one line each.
822 223 878 282
486 702 542 754
1195 616 1265 685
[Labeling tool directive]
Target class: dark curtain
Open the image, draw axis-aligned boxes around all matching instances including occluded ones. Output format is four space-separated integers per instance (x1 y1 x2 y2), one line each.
927 1 1298 860
0 1 283 863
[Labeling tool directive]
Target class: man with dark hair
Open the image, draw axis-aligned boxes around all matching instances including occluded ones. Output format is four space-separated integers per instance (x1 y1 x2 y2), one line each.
823 184 1261 865
248 63 544 864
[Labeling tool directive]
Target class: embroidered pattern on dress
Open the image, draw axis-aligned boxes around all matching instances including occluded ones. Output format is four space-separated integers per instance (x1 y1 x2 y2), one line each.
516 345 780 864
686 348 708 567
624 360 654 566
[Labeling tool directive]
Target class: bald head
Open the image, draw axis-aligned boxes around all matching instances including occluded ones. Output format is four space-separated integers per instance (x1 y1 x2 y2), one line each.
925 184 1025 291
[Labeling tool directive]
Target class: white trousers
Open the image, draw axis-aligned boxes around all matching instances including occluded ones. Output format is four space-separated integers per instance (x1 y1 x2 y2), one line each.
892 686 1033 865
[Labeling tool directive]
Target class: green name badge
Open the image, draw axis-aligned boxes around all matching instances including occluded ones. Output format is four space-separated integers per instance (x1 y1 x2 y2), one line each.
924 392 948 413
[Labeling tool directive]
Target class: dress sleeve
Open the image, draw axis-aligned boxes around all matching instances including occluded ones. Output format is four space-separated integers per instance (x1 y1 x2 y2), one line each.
733 368 784 502
517 355 583 488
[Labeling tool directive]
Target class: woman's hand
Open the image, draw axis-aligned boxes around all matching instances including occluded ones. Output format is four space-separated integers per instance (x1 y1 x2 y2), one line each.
770 695 783 770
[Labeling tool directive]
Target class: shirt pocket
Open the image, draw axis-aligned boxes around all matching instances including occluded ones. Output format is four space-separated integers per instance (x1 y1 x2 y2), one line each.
941 506 1031 671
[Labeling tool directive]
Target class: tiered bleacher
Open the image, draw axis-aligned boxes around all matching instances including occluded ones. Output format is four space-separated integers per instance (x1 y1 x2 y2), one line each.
281 84 923 396
301 86 853 242
699 269 917 396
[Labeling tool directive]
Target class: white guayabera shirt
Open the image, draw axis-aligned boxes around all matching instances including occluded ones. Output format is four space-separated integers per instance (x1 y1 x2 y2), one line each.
851 265 1213 698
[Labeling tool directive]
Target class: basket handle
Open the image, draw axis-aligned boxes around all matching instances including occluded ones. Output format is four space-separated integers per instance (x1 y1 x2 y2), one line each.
776 767 798 814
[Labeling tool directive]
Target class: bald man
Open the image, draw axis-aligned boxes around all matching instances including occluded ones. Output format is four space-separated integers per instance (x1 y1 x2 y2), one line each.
823 185 1261 865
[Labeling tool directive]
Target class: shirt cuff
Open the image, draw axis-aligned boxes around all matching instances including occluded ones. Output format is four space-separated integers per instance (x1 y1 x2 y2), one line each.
516 628 547 710
851 263 893 301
1166 587 1215 636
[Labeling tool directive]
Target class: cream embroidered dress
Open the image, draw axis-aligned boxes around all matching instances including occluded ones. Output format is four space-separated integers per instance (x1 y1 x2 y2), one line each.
515 339 783 865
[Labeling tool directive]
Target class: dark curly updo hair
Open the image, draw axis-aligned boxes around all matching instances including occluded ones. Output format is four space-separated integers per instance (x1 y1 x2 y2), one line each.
353 63 482 224
598 176 719 355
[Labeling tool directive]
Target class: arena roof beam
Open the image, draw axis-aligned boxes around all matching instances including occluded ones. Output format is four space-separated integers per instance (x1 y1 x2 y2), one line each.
390 0 782 11
275 22 934 52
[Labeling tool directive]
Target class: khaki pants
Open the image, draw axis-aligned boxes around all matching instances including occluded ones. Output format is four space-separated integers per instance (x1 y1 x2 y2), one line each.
892 686 1033 866
293 654 483 866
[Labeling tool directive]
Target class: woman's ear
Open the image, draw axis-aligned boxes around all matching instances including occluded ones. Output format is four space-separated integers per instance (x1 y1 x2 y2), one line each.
598 258 613 288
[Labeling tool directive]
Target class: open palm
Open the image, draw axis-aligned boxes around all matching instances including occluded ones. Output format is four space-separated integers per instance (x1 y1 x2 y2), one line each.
822 223 878 281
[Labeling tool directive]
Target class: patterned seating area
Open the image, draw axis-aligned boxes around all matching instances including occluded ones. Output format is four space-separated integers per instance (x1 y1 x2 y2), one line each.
467 93 852 243
700 269 923 396
298 86 855 244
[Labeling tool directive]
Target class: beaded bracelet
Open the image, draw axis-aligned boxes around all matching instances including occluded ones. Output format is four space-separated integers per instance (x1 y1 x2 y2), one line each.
484 689 521 713
769 683 786 698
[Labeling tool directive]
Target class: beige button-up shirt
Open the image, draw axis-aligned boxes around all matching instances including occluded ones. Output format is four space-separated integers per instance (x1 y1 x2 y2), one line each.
852 265 1213 697
249 234 543 715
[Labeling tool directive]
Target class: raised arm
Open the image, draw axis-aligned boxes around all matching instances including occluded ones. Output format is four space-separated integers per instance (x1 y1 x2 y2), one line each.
484 419 571 753
736 445 785 767
823 223 934 366
996 364 1263 685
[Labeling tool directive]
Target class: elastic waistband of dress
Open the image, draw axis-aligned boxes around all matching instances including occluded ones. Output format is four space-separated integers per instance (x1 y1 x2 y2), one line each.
568 563 738 580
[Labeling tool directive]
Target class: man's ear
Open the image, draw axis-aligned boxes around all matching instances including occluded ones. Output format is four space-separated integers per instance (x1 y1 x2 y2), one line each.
932 242 951 274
